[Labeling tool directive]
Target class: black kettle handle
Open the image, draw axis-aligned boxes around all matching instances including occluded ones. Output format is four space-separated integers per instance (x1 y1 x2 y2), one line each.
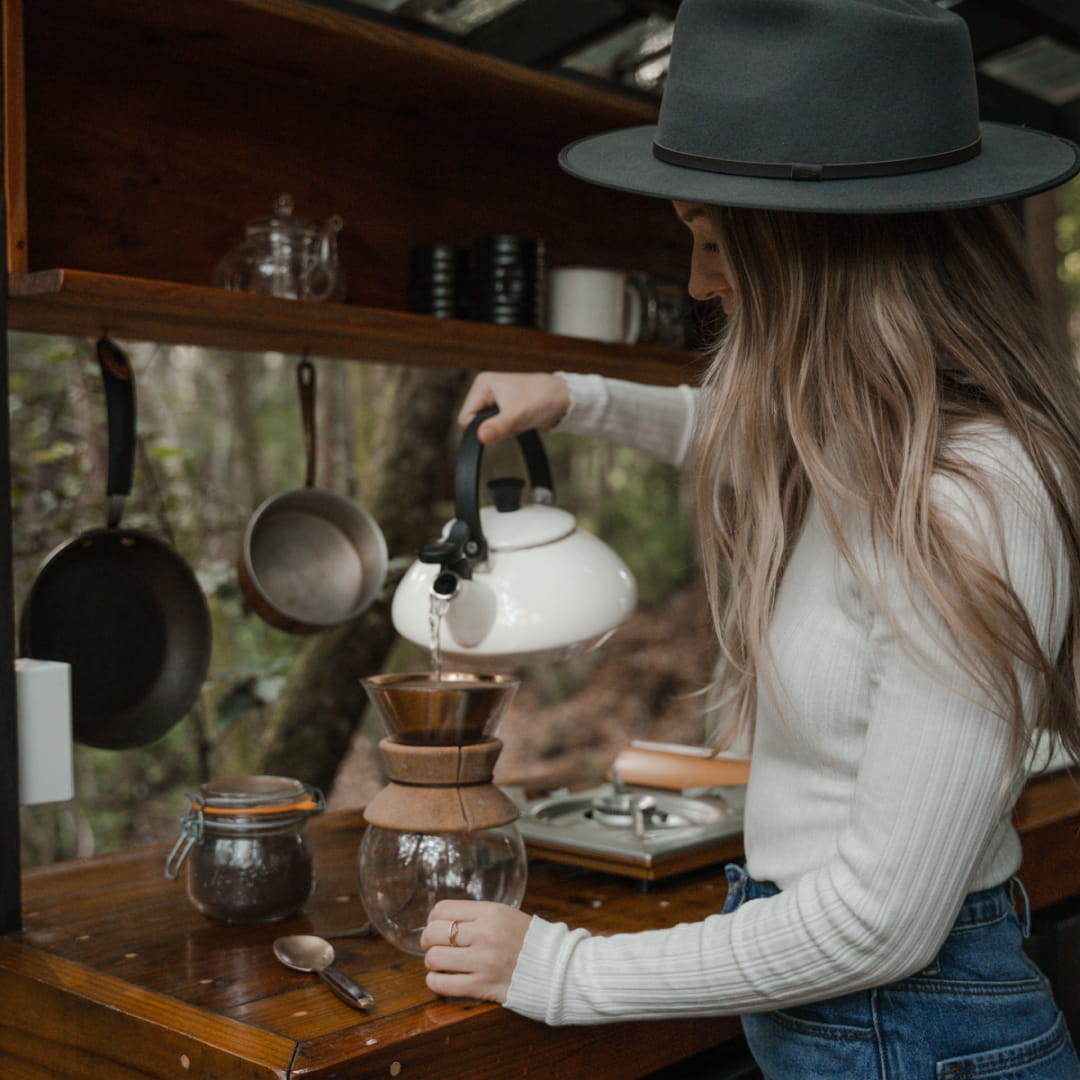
419 407 554 573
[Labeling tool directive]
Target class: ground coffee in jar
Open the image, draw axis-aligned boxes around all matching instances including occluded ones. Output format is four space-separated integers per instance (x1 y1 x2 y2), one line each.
165 775 324 924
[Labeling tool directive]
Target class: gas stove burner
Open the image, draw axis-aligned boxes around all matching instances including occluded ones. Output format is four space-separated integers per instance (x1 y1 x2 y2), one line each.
517 784 745 883
588 792 692 833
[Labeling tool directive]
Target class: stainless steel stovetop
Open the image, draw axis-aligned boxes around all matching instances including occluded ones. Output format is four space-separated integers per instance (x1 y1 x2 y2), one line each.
517 784 746 883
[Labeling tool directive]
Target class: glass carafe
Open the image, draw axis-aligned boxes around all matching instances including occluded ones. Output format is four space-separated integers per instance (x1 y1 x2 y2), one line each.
358 822 526 955
356 672 527 955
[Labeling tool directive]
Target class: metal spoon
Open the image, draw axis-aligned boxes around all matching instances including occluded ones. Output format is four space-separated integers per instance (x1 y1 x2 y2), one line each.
273 934 375 1011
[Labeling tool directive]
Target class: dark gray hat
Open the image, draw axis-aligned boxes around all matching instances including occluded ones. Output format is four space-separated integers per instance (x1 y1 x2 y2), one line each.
560 0 1080 213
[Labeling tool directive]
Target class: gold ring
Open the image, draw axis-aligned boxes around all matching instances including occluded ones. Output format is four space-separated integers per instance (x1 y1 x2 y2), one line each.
448 919 460 947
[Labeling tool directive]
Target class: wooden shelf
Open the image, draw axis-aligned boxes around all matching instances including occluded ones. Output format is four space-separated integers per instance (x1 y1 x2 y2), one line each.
8 269 703 384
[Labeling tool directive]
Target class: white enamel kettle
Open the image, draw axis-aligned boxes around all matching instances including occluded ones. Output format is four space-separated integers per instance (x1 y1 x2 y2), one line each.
391 408 638 665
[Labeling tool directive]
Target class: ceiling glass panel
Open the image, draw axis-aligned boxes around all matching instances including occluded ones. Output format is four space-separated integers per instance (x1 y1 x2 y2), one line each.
561 15 675 95
345 0 528 35
979 35 1080 105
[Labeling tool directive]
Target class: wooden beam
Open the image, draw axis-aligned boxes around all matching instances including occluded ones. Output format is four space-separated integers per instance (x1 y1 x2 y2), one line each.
1 0 25 272
976 71 1078 140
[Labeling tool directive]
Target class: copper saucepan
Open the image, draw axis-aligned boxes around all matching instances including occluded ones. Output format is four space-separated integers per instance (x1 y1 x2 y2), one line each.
238 358 387 634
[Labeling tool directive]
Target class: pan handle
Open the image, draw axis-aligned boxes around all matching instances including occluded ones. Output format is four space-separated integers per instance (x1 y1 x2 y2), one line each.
298 358 317 489
97 338 136 528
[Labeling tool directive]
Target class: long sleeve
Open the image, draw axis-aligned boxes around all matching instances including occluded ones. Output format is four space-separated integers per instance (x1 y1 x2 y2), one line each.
553 372 699 469
504 426 1069 1023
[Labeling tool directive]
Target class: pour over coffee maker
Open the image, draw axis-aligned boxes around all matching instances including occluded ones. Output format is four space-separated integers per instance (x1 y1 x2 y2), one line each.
357 671 527 955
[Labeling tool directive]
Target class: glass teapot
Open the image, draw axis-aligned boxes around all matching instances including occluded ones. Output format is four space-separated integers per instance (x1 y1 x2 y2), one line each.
215 193 345 301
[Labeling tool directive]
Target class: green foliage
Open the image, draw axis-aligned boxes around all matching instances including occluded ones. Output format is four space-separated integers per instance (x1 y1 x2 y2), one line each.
1057 176 1080 311
11 335 698 867
541 434 697 606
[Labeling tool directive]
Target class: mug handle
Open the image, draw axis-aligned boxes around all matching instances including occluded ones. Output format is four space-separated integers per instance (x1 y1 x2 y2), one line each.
623 275 657 345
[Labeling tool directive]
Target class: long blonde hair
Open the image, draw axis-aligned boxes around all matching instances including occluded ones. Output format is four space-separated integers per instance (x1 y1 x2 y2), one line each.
696 203 1080 762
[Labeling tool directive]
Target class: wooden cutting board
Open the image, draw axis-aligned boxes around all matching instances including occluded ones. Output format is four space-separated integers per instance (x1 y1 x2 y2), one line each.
611 741 751 791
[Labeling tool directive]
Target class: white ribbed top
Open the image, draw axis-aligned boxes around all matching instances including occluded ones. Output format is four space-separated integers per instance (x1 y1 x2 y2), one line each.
504 373 1069 1024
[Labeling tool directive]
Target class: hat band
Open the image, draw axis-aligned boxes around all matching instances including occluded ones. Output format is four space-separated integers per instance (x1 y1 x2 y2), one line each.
652 135 981 182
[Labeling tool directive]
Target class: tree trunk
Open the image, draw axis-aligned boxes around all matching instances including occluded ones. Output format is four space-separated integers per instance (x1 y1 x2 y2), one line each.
260 364 468 792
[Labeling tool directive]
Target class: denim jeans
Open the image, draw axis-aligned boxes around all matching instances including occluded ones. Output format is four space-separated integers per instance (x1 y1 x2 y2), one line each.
723 863 1080 1079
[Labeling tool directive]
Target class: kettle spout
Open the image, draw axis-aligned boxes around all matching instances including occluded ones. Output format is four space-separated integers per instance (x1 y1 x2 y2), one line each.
432 572 496 649
432 571 462 601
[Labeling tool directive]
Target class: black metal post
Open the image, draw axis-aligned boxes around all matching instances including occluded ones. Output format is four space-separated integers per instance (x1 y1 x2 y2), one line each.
0 4 22 932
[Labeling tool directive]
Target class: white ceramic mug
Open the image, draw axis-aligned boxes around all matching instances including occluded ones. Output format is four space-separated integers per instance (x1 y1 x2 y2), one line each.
16 659 73 806
546 267 648 344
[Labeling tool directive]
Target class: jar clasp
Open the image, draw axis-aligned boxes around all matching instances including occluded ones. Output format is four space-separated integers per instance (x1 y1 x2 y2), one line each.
163 796 206 879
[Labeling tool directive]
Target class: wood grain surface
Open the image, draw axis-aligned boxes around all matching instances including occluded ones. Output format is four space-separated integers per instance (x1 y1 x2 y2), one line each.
3 808 740 1079
8 269 704 385
4 771 1078 1079
11 0 689 309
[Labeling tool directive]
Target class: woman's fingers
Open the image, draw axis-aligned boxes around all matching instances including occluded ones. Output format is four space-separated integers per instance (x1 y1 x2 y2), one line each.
457 376 499 427
420 900 532 1004
420 899 477 941
457 372 571 444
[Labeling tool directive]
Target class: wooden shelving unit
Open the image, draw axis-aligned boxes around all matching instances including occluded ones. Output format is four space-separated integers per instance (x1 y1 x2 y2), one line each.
2 0 693 375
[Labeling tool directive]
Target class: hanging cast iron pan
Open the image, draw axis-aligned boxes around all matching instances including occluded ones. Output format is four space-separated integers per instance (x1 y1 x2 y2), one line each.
19 338 213 750
237 357 388 634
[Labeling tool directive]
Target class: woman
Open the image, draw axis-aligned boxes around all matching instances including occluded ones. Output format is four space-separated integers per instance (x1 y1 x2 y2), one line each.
419 0 1080 1074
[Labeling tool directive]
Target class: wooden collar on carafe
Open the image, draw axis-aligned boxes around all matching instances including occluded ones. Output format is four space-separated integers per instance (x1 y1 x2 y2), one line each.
362 737 519 832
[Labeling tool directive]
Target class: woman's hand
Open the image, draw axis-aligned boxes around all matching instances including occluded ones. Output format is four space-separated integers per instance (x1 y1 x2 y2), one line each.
421 899 532 1004
458 372 571 445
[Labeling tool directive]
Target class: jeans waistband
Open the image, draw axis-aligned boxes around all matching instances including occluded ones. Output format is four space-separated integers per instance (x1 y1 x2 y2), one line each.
722 863 1031 935
724 862 779 905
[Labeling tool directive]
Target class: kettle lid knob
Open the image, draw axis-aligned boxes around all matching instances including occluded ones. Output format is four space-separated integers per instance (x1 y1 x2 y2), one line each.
488 477 525 513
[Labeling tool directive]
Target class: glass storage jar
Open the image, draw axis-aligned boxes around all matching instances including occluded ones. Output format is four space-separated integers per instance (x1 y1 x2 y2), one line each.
165 775 324 924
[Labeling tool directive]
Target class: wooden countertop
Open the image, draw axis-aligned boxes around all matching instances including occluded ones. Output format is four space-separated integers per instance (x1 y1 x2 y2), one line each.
2 769 1078 1080
1 806 743 1079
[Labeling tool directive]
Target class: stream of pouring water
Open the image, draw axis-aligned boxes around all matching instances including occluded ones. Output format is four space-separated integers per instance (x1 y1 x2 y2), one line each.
428 592 449 678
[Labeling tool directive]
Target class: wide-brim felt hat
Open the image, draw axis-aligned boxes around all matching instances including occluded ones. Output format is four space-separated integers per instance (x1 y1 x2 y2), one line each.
560 0 1080 213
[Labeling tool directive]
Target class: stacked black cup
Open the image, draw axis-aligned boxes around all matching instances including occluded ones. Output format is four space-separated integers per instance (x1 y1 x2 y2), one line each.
469 235 546 328
408 244 472 319
409 236 546 327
